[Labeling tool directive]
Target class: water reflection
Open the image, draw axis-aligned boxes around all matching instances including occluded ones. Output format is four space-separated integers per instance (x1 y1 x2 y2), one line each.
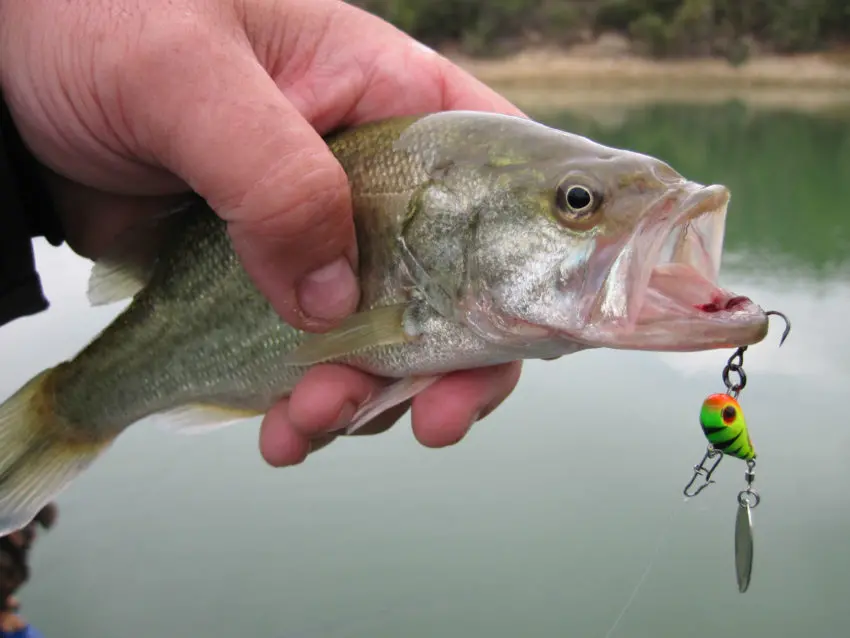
1 103 848 638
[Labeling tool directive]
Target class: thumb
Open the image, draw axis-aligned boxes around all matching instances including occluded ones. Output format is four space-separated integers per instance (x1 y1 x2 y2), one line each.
120 29 359 331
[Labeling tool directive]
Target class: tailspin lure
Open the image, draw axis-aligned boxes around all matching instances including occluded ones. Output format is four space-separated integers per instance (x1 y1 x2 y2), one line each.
683 310 791 594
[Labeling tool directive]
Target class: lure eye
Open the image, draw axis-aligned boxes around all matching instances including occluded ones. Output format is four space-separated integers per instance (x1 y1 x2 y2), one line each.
722 405 737 423
555 182 601 229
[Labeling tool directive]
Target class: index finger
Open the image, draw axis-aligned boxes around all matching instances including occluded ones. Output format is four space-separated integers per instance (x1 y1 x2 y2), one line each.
254 0 525 132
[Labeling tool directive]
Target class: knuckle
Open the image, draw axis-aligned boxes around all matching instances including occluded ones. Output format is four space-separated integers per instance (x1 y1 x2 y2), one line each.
230 147 354 255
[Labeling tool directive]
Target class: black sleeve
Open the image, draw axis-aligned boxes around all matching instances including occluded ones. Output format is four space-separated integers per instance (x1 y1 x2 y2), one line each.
0 93 65 328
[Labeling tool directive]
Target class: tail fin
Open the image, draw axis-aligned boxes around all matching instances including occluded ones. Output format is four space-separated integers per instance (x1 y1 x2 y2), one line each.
0 369 110 535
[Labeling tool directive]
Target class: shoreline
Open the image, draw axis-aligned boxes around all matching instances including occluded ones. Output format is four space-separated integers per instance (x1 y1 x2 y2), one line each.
449 47 850 115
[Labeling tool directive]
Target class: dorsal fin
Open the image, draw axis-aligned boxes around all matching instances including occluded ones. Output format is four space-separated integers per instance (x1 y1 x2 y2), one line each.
86 202 191 306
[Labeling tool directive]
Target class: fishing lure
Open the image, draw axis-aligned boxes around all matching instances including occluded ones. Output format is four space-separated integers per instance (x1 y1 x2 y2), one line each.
683 310 791 594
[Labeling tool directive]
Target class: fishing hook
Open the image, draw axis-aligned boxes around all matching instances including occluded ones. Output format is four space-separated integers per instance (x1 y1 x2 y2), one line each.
765 310 791 347
720 310 791 397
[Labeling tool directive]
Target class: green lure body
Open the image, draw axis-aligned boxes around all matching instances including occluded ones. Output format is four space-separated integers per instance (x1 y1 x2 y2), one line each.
699 393 755 461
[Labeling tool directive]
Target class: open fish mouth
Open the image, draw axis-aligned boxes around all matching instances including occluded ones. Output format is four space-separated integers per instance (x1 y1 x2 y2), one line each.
580 183 770 352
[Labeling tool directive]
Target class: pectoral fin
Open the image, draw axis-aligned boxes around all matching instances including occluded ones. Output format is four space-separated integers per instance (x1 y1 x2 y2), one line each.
283 304 416 366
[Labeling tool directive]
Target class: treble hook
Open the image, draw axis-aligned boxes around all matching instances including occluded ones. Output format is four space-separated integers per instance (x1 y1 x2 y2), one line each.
765 310 791 347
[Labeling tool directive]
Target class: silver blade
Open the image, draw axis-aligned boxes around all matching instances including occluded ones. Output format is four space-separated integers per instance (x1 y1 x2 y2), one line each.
735 502 754 593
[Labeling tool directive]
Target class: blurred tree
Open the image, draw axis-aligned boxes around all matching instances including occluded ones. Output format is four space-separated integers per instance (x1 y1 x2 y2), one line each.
351 0 850 60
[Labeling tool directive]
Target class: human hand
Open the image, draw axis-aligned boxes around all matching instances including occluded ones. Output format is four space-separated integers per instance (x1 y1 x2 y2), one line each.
0 610 27 634
0 0 524 464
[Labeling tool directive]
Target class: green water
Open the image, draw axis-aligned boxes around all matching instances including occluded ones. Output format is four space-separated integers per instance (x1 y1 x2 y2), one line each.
1 102 849 638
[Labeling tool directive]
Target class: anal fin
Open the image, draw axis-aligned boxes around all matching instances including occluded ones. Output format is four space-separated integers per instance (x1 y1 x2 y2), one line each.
153 403 263 436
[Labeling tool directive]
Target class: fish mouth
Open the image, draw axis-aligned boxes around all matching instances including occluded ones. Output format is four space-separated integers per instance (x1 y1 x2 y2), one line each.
580 183 770 352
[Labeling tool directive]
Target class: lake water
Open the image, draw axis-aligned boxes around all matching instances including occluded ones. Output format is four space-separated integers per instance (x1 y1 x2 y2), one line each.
2 102 849 638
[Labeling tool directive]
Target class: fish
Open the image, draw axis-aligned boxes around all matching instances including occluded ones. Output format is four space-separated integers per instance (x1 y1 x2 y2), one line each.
0 110 772 534
699 394 755 460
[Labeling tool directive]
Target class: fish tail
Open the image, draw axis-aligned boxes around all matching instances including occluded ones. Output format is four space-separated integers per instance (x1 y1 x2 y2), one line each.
0 367 111 535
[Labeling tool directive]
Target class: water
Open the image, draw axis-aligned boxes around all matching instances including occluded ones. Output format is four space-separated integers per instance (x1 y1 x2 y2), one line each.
2 102 849 638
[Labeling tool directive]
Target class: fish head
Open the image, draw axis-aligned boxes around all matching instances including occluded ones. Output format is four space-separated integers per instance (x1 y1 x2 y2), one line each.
412 113 770 354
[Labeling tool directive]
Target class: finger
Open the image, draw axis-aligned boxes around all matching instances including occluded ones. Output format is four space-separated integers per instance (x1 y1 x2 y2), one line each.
262 1 526 131
332 37 527 125
264 398 408 465
287 364 402 437
118 24 359 331
258 399 311 467
429 50 528 116
43 172 187 260
410 362 522 448
260 372 410 467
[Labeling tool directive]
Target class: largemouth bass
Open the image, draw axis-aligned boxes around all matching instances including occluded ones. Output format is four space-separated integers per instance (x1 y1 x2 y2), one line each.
0 111 770 533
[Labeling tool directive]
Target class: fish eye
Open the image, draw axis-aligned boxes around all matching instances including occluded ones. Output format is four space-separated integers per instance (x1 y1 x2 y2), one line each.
722 405 737 423
566 186 592 211
555 182 601 229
